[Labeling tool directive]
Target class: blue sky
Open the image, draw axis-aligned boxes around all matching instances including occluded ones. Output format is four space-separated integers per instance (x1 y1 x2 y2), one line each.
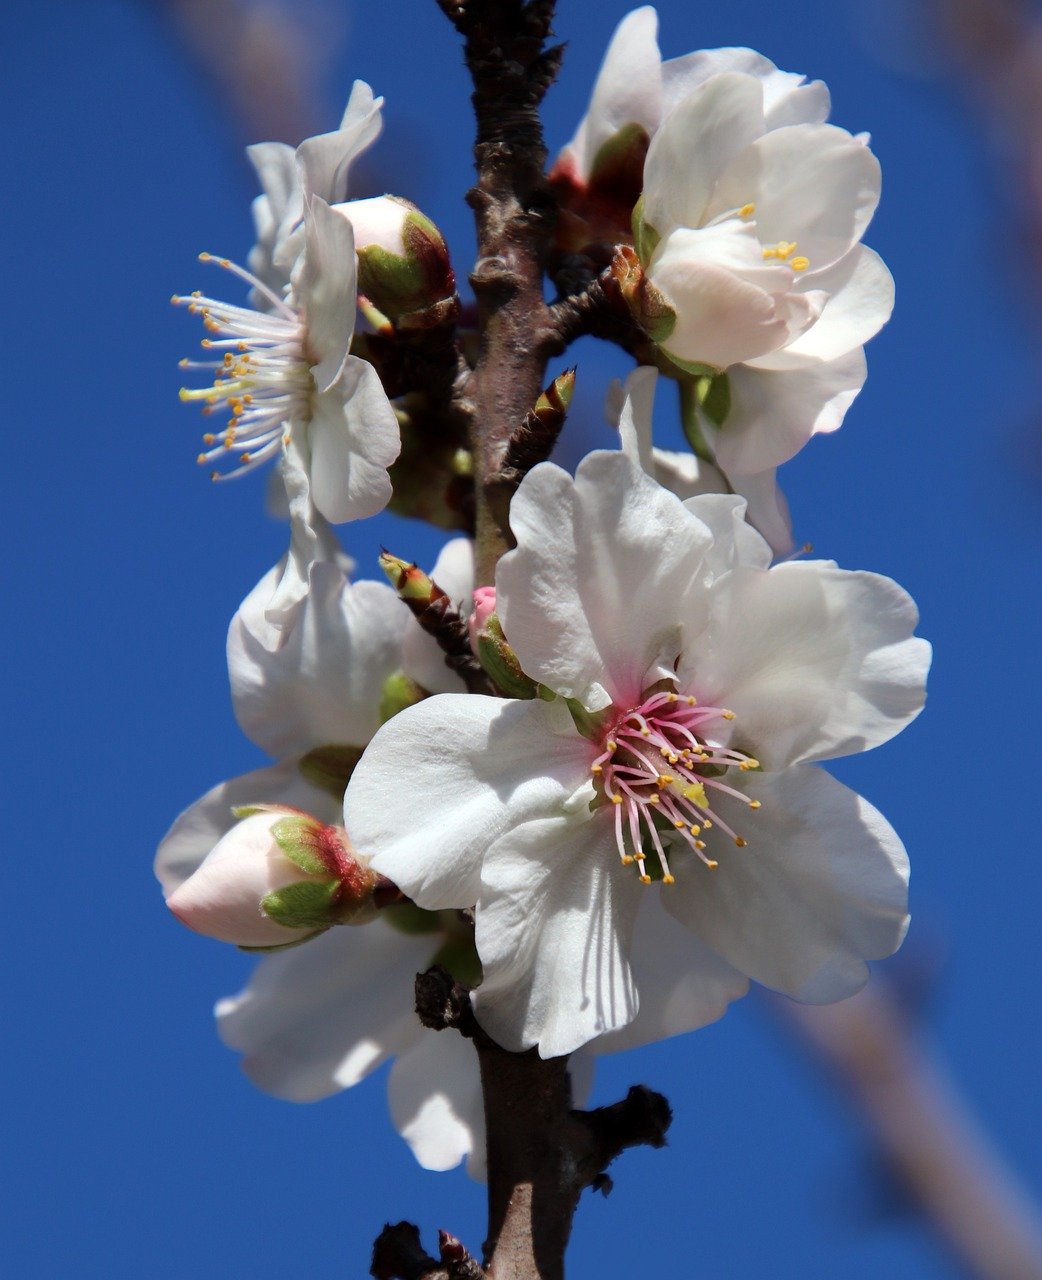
5 1 1042 1275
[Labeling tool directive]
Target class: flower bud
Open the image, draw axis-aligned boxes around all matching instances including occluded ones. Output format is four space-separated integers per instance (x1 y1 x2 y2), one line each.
472 608 539 700
610 244 676 346
335 195 456 323
165 809 378 948
467 587 498 653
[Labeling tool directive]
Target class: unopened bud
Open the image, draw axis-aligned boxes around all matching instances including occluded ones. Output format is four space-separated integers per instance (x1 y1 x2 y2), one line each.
335 195 456 323
611 245 676 346
379 669 426 723
165 808 378 948
467 586 498 653
379 551 441 605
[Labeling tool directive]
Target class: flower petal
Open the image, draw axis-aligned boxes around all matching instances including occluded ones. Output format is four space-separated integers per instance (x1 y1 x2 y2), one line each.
295 79 383 205
155 758 342 895
709 348 867 473
401 538 475 695
500 452 712 709
592 889 749 1052
294 196 357 391
307 356 400 524
229 573 405 759
388 1029 485 1176
661 49 830 129
644 73 766 236
345 697 593 910
779 246 894 362
216 920 433 1102
681 493 773 574
575 6 662 178
683 560 930 769
707 124 881 272
472 814 641 1057
663 767 910 1002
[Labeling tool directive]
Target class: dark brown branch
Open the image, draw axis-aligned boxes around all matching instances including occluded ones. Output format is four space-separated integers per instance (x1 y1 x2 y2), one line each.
546 269 652 361
371 1223 488 1280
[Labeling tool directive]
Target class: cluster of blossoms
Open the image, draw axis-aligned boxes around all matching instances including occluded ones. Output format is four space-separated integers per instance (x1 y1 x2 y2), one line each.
160 9 928 1178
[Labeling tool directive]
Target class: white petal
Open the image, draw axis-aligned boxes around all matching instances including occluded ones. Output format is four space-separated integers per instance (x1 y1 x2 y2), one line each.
681 493 773 574
707 123 881 272
345 696 593 910
246 141 301 298
500 452 712 709
664 767 910 1001
649 224 823 369
473 814 641 1057
229 574 405 758
295 79 383 205
307 356 400 524
644 73 766 236
710 348 867 473
401 538 475 695
683 560 930 769
216 919 433 1102
294 196 357 391
388 1030 484 1175
577 6 662 178
660 49 830 129
592 890 749 1052
155 758 342 895
612 365 659 473
780 246 894 362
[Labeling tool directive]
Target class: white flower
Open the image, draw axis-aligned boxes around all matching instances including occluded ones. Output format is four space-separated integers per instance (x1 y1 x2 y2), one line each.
344 451 929 1057
174 196 400 522
247 80 383 302
609 366 794 556
556 10 893 475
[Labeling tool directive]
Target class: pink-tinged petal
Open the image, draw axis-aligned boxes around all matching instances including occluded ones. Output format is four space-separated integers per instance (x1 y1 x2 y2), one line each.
295 79 384 205
155 758 342 895
649 224 823 370
575 6 662 178
294 196 357 391
229 574 405 759
707 124 881 272
473 814 641 1057
780 246 894 362
402 538 475 695
591 890 748 1053
683 560 930 769
165 812 324 947
307 356 400 524
388 1030 485 1176
710 349 867 474
345 696 593 910
500 452 713 709
216 919 433 1102
644 73 766 236
660 49 830 128
664 767 909 1002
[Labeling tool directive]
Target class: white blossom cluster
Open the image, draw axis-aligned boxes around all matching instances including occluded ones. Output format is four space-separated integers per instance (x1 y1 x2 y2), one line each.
158 8 929 1177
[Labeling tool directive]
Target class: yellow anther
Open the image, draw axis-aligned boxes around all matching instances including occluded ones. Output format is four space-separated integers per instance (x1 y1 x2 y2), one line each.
610 794 623 805
790 256 809 272
705 859 718 870
749 800 762 810
591 763 602 774
240 452 252 464
640 727 650 736
695 840 707 850
196 452 207 464
722 710 736 721
702 820 713 829
673 820 685 830
735 836 747 848
662 873 676 885
198 252 212 262
648 794 660 805
621 855 635 866
686 696 697 706
639 874 652 885
657 774 673 788
739 203 756 218
202 433 216 445
667 692 678 702
690 824 701 836
606 740 617 753
209 470 219 481
219 258 230 268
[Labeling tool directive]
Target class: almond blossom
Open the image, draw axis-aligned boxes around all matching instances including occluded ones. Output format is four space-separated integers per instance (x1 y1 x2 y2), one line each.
174 194 399 523
344 450 929 1057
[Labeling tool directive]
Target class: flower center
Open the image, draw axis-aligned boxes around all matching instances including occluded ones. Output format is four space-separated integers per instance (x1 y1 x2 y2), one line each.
705 203 810 272
591 689 761 885
173 254 314 481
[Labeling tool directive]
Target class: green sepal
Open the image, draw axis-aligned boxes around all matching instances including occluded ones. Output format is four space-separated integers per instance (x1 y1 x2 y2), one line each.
383 902 444 936
270 816 327 876
432 935 483 989
261 879 342 930
297 745 363 799
631 194 661 264
380 671 426 724
476 615 538 700
678 378 715 463
696 372 732 427
536 684 558 702
238 928 327 954
565 698 614 742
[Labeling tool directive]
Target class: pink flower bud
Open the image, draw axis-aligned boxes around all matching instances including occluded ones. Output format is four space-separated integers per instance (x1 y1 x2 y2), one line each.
467 586 498 653
166 810 376 948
